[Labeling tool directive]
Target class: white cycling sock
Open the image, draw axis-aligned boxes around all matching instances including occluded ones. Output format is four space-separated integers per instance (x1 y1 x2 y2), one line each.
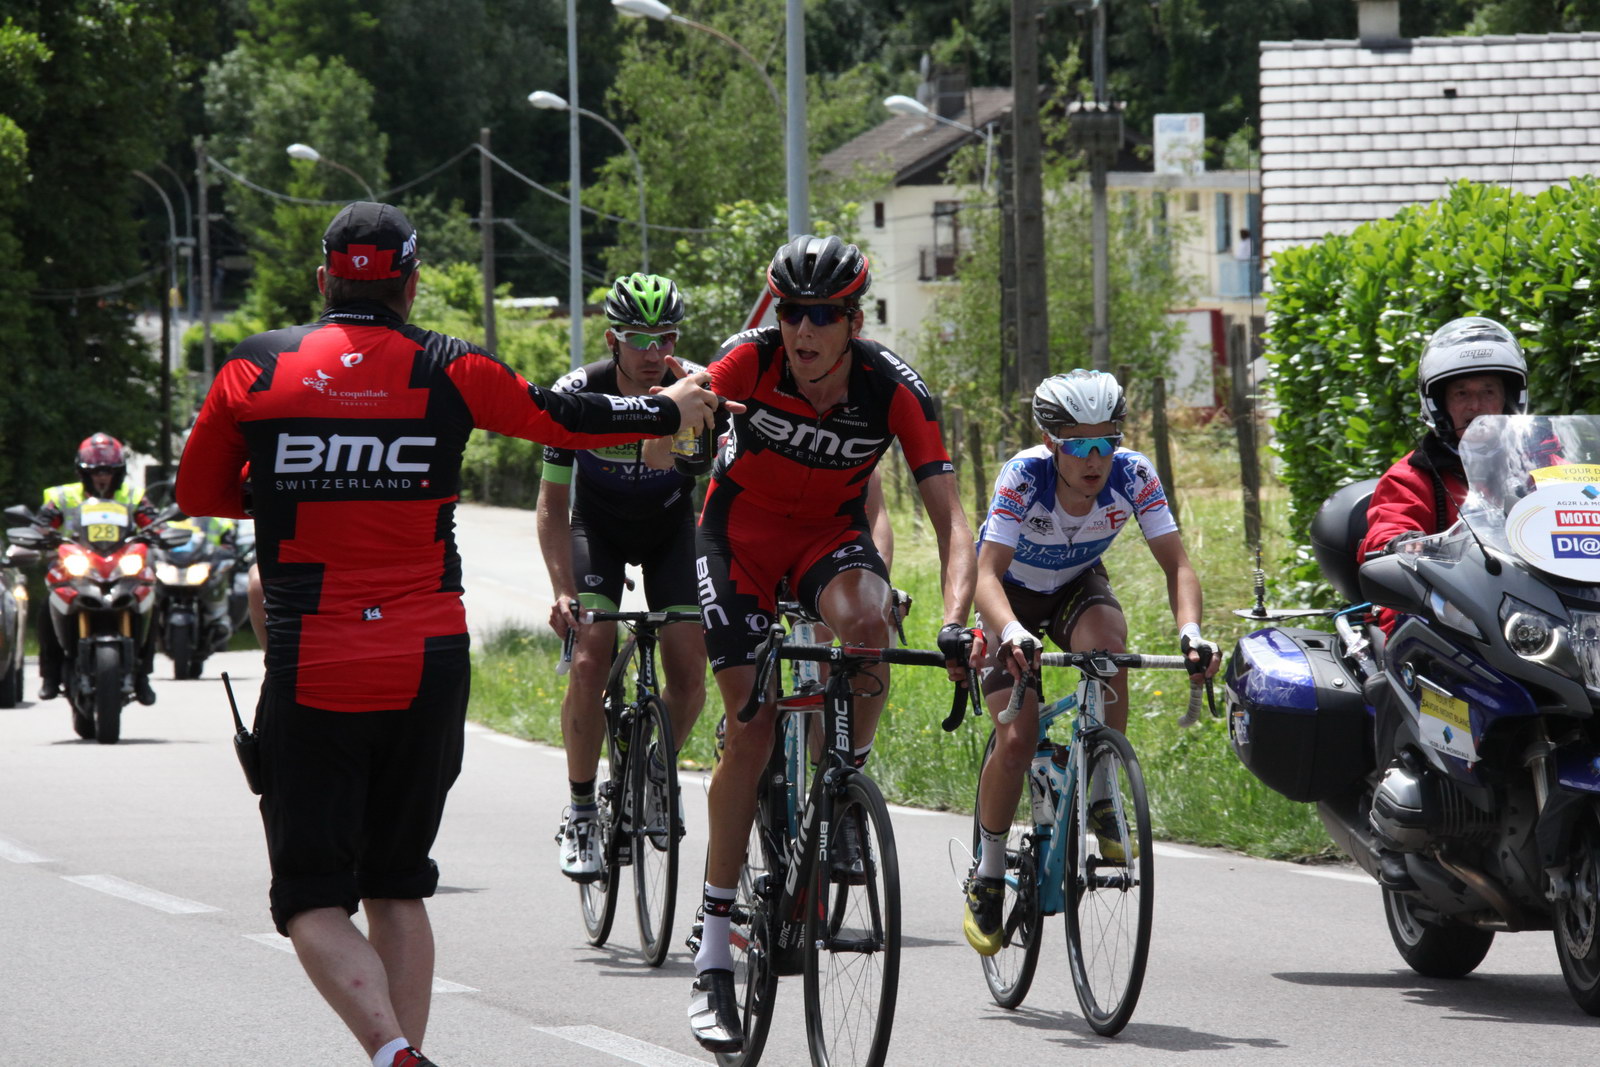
976 823 1007 880
695 883 737 973
372 1036 409 1067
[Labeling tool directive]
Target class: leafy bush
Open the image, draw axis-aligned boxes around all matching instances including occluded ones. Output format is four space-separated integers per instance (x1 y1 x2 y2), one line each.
1266 177 1600 584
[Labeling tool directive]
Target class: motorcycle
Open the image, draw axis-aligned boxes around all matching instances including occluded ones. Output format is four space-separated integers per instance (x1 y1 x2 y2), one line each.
0 541 34 708
151 518 236 679
1226 413 1600 1014
4 501 188 743
228 521 255 639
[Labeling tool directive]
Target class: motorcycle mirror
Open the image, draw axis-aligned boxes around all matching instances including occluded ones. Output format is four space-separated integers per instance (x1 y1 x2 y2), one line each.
159 526 194 548
4 504 35 525
150 504 185 525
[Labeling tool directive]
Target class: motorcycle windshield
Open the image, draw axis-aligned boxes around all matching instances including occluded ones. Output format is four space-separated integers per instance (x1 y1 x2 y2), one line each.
1454 414 1600 582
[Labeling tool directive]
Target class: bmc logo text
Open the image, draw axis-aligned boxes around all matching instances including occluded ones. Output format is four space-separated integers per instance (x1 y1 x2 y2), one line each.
749 408 884 460
274 433 436 474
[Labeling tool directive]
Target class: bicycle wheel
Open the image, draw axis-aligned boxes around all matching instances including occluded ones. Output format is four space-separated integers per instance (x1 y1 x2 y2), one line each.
579 699 624 946
716 818 780 1067
804 773 900 1067
970 732 1043 1010
1063 726 1153 1036
631 694 680 967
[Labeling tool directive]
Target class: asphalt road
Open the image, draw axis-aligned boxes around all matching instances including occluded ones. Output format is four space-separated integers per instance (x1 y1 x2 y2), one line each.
4 503 1597 1063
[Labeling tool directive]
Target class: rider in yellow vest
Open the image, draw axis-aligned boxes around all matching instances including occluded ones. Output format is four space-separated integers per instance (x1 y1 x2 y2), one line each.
35 434 159 703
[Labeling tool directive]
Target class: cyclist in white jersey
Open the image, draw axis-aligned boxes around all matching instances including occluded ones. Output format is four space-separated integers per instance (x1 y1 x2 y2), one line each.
962 370 1220 956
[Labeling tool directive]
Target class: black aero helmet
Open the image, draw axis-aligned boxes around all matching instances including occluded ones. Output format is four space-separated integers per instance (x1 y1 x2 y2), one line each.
604 273 685 329
766 235 870 301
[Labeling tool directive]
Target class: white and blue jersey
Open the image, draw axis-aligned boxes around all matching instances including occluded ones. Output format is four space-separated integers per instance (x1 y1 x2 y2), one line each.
977 444 1177 594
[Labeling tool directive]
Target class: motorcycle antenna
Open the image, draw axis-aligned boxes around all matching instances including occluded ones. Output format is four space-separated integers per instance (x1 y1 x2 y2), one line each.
1250 545 1268 618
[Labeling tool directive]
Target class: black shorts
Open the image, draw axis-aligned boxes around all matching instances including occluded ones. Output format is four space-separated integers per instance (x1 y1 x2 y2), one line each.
256 647 470 935
978 565 1121 698
571 505 698 613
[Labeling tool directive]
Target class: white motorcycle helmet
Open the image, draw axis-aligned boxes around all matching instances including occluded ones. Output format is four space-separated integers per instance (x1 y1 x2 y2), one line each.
1032 369 1128 434
1417 316 1528 438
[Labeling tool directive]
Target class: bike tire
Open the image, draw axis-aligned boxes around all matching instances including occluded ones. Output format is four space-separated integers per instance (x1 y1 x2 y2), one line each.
804 773 901 1067
971 731 1043 1010
1063 726 1151 1036
631 694 680 967
1555 803 1600 1014
92 644 122 744
579 700 624 946
0 663 16 709
168 623 194 681
716 817 780 1067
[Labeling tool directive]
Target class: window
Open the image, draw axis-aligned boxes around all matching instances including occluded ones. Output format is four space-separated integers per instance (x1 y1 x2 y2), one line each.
1185 191 1200 213
875 299 887 325
927 200 962 278
873 201 885 229
1215 192 1232 253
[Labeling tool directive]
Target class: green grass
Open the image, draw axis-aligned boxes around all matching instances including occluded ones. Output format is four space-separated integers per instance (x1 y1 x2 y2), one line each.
468 422 1340 862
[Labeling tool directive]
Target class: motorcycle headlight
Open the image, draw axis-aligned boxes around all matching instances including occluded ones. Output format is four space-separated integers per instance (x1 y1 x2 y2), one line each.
1501 595 1590 687
155 562 181 585
1569 610 1600 694
184 562 210 585
117 553 146 578
62 551 90 578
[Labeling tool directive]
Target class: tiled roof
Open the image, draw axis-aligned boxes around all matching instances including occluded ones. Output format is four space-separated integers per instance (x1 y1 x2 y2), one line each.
818 88 1014 185
1259 33 1600 256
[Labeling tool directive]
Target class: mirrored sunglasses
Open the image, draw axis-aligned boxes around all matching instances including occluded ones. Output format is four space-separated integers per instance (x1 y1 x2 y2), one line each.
1048 433 1122 458
776 303 856 327
617 330 678 350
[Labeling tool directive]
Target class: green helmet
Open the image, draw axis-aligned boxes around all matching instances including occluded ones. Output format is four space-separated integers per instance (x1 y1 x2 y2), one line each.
604 273 685 328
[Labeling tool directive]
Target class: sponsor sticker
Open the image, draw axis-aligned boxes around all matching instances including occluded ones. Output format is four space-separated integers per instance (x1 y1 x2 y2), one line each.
1418 684 1477 763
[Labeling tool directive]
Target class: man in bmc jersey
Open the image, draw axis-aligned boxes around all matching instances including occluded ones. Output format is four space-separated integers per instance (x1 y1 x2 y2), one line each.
176 201 722 1067
686 235 977 1053
34 432 159 703
962 370 1219 956
538 273 710 882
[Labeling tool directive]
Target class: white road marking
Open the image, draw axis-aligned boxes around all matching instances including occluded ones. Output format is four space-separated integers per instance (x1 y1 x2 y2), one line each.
0 837 51 863
62 874 220 914
533 1025 708 1066
1294 866 1374 884
245 932 479 991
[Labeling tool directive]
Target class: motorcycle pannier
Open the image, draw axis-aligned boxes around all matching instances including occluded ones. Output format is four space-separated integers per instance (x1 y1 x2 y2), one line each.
1226 627 1371 803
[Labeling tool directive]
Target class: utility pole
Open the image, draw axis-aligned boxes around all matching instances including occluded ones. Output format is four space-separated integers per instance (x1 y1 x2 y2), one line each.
195 135 214 391
1011 0 1049 389
1066 1 1120 373
479 127 498 353
998 127 1020 411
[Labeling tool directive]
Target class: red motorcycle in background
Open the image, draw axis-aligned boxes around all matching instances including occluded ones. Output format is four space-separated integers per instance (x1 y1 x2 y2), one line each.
5 501 187 743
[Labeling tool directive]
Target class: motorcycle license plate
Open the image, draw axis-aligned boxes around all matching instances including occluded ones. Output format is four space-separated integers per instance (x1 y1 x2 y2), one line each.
87 523 121 542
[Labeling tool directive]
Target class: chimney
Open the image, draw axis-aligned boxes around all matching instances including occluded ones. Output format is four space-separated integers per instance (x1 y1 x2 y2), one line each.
1355 0 1402 43
935 68 970 121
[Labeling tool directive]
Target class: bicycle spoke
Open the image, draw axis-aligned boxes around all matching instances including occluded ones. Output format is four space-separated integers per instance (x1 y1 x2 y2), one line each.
972 730 1044 1010
632 695 679 967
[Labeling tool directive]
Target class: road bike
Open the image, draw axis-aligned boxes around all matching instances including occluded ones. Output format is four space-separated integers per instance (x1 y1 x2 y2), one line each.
965 642 1210 1035
693 618 974 1067
561 603 701 967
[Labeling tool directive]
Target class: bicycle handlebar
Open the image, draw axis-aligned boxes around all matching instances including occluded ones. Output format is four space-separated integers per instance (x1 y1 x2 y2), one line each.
736 627 976 726
557 599 701 676
996 646 1214 726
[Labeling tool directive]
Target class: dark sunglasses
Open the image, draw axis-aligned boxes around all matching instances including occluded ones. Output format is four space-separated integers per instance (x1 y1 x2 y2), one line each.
776 303 857 328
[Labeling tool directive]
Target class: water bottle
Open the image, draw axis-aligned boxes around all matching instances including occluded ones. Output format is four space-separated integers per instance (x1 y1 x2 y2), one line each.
1029 742 1058 827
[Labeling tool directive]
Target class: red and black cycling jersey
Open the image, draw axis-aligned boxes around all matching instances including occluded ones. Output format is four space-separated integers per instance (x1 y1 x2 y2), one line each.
175 300 681 712
705 327 952 522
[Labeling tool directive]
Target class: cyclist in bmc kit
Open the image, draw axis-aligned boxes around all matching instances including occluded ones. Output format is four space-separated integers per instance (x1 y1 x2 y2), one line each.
963 370 1218 956
687 235 977 1053
538 273 711 882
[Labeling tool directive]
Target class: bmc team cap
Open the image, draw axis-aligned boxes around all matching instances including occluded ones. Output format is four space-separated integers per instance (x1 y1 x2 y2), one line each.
322 201 420 280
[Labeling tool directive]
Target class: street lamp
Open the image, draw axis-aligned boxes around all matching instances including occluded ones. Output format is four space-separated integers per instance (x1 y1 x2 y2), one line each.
285 142 376 200
132 170 178 474
529 91 650 271
614 0 808 239
613 0 782 114
883 94 994 190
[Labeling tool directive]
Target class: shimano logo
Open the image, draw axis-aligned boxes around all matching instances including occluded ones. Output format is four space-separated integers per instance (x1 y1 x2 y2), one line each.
274 433 436 474
749 408 885 461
